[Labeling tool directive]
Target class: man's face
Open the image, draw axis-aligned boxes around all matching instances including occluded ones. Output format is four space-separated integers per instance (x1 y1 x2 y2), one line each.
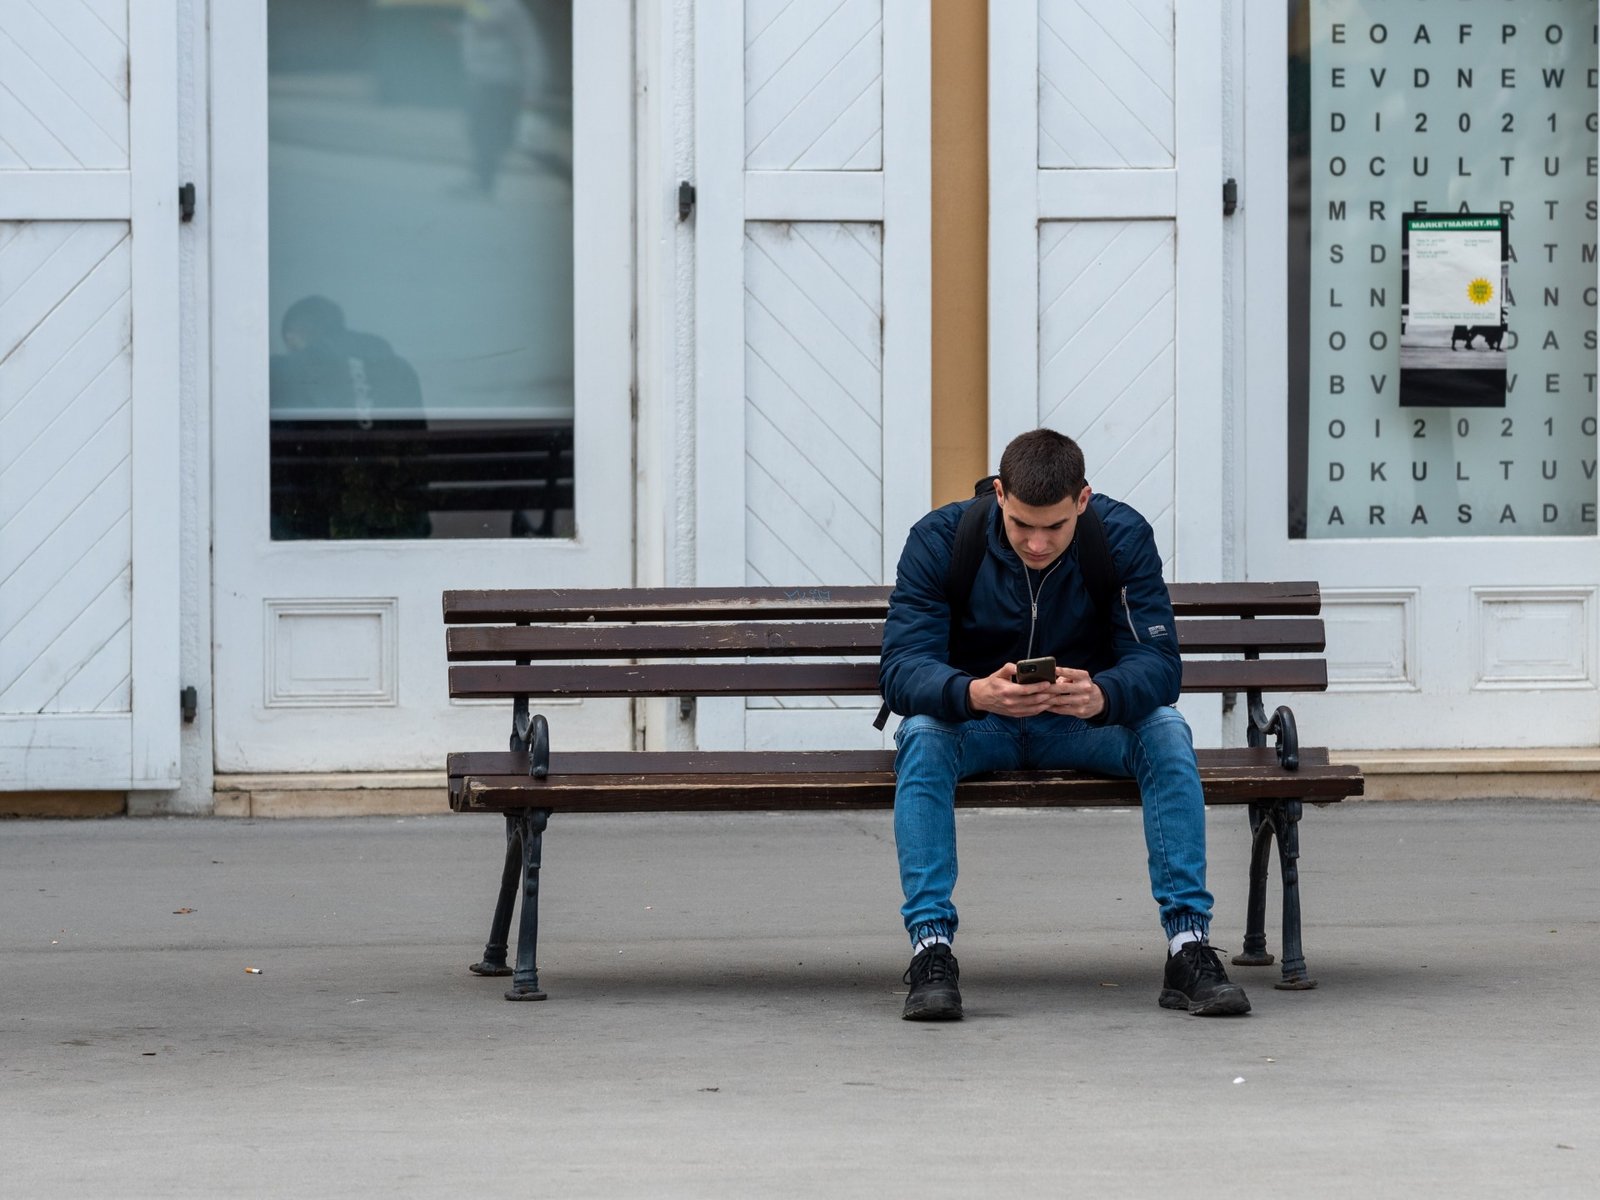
995 481 1091 570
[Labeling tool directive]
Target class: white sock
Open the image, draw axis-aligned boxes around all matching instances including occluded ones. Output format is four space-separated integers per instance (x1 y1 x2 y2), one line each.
1168 930 1204 955
914 934 952 955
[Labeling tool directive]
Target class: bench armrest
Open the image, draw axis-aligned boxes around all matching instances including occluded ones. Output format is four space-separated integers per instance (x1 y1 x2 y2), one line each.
512 703 550 778
1247 694 1300 771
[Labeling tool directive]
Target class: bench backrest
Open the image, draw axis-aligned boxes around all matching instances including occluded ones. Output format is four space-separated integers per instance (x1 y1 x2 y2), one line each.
443 583 1328 702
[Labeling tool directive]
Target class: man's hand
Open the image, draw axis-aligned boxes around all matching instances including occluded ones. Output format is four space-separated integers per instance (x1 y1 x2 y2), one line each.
967 663 1055 717
968 663 1104 719
1045 667 1105 719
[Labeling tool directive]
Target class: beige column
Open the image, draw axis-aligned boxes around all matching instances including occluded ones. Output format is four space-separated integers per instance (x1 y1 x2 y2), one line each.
930 0 989 505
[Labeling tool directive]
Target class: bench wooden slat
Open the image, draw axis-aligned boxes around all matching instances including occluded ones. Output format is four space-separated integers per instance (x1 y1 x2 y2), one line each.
448 657 1329 699
452 754 1363 813
451 749 900 775
446 621 888 660
445 616 1328 661
1180 658 1328 693
1165 581 1322 616
449 662 880 698
443 587 890 624
449 745 1330 778
442 581 1324 624
1177 617 1325 653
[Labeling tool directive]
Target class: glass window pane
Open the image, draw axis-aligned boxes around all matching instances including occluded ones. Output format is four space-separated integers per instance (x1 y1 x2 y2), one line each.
1287 0 1598 539
268 0 574 540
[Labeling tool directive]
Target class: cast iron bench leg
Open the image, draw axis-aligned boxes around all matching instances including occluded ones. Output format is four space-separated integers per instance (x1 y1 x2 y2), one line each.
505 808 552 1001
468 814 523 978
1273 799 1316 990
1232 800 1317 989
1232 803 1277 968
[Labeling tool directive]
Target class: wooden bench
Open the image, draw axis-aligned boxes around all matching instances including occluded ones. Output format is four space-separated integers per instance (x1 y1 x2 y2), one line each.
444 583 1364 1001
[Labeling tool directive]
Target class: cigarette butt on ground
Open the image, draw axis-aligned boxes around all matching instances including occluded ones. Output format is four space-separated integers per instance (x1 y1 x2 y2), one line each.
244 967 263 975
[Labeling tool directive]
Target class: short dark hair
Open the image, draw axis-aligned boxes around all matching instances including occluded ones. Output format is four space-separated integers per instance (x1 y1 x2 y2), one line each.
997 428 1087 506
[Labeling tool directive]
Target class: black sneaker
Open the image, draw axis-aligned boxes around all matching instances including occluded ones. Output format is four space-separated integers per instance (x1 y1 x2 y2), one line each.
1159 941 1252 1016
902 943 963 1021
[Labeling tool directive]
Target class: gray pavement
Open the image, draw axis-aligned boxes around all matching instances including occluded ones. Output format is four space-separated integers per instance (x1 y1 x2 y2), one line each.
4 801 1597 1198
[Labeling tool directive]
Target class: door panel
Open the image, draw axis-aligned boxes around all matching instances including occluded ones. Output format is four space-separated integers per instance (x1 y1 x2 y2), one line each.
743 0 884 171
1038 219 1178 567
990 0 1222 743
743 222 885 590
0 1 180 790
1038 0 1175 169
694 0 929 752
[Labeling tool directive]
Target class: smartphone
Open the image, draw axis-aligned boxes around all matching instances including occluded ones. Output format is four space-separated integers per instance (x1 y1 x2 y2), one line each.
1014 656 1057 686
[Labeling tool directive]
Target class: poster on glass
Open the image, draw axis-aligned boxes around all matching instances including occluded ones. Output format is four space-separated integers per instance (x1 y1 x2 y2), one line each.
1400 213 1508 408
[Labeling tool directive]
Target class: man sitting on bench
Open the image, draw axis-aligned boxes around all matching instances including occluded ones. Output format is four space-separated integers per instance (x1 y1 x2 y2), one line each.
879 428 1251 1021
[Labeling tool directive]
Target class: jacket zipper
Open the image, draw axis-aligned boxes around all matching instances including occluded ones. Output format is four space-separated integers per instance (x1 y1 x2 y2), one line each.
1121 585 1142 643
1025 560 1063 657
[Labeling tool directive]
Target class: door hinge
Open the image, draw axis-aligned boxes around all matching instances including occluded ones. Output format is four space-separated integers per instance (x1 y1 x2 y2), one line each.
179 182 197 223
180 686 199 723
677 180 696 222
1222 177 1238 217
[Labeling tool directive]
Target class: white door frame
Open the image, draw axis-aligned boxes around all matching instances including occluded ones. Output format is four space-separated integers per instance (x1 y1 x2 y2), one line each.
0 2 181 790
208 0 635 772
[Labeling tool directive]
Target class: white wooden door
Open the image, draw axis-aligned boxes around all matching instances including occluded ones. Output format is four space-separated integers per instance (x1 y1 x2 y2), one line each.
989 0 1224 742
693 0 930 750
1240 3 1599 749
0 1 181 790
209 1 633 773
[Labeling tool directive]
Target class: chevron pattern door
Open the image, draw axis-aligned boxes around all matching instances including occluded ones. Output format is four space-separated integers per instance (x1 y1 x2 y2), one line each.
1038 219 1178 569
991 0 1223 740
695 0 929 750
743 222 884 592
0 1 179 789
993 0 1222 581
1037 0 1175 170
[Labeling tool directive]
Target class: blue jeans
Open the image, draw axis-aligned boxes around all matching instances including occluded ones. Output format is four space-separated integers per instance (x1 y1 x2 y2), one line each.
892 707 1213 945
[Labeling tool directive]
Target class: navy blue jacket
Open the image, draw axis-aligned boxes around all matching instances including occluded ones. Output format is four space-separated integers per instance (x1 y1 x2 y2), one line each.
879 493 1182 727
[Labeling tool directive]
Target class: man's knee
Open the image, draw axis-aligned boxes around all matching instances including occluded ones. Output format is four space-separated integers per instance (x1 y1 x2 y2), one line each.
1134 705 1192 735
894 713 960 749
893 715 965 799
1132 706 1197 759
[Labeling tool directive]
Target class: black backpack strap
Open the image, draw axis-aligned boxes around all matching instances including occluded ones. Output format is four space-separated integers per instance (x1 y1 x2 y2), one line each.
874 477 997 731
1072 502 1118 620
943 476 999 646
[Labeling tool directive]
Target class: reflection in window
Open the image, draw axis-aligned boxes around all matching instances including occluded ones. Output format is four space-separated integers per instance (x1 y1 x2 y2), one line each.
268 0 574 540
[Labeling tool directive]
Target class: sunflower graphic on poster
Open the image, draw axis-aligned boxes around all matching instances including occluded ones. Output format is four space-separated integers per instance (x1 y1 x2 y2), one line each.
1400 213 1509 408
